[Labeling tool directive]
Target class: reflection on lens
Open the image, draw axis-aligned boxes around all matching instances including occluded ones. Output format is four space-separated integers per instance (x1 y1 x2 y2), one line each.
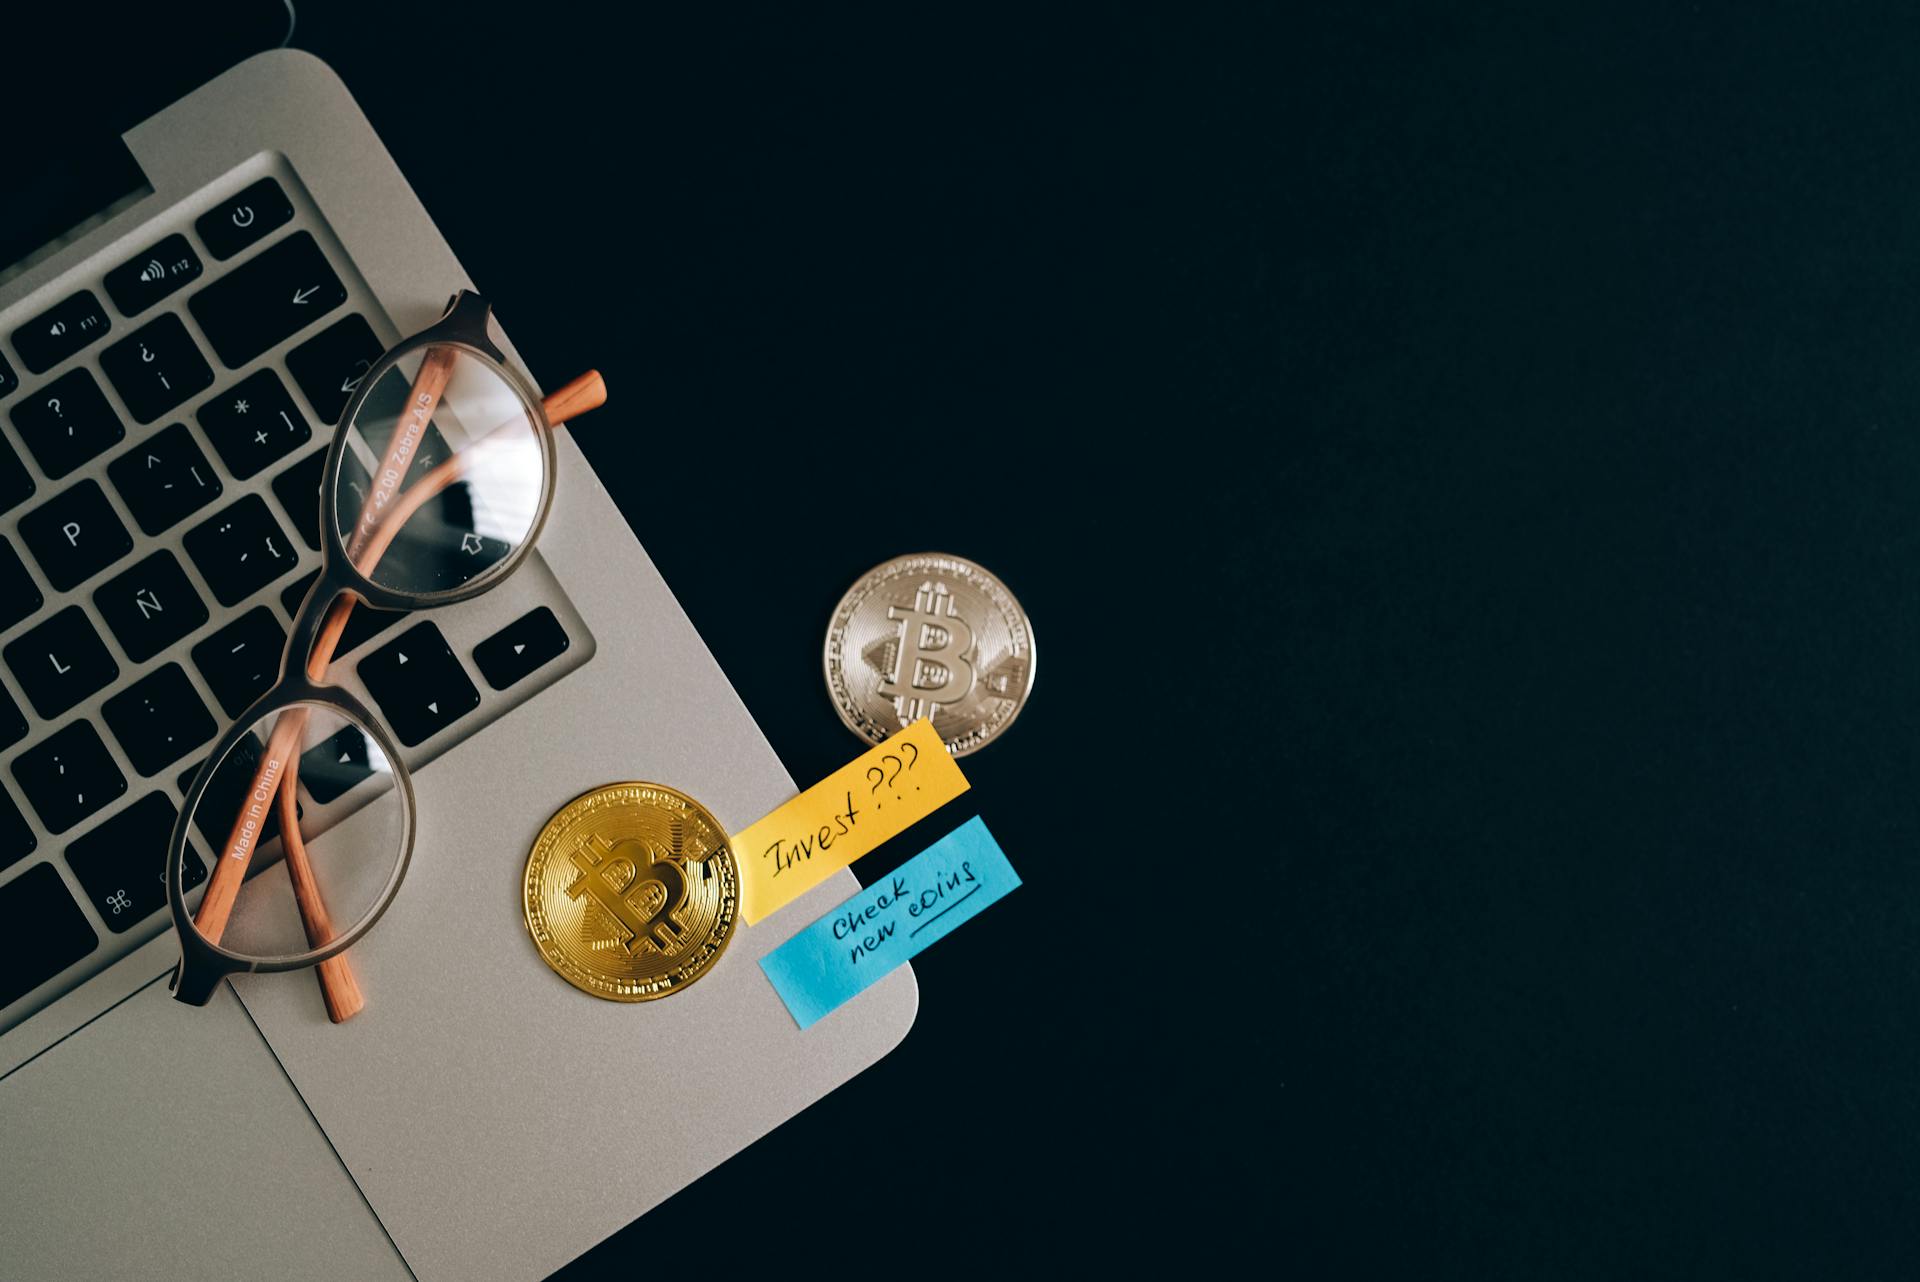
182 702 406 965
332 343 544 597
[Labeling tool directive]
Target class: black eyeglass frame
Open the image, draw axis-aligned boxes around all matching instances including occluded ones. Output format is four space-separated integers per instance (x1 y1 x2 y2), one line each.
167 290 558 1005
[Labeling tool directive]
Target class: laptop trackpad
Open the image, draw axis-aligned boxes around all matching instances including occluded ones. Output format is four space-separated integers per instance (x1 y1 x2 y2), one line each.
0 975 409 1282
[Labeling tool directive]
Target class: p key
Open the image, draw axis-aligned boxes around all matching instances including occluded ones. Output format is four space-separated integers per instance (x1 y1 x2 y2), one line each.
18 480 134 592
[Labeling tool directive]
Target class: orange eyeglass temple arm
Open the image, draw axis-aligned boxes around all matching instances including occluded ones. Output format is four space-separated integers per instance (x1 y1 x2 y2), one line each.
191 370 607 1023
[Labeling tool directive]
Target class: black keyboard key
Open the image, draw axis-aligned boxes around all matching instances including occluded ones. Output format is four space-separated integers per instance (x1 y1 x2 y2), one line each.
196 369 311 479
332 448 372 547
182 495 300 606
182 733 298 849
13 720 127 834
357 622 480 746
191 607 285 718
10 367 126 478
287 313 382 425
0 862 97 1009
99 314 214 425
349 369 447 464
0 435 32 517
271 450 327 550
280 571 402 655
300 723 376 804
0 784 34 872
0 350 16 399
66 792 203 932
106 422 222 536
92 550 208 663
103 234 203 317
3 606 119 720
195 178 295 261
354 476 511 595
188 232 345 369
11 290 110 375
0 686 26 754
103 663 216 777
473 607 570 691
18 480 133 591
0 537 44 634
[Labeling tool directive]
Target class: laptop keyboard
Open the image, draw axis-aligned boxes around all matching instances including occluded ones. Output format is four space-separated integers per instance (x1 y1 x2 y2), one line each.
0 163 595 1032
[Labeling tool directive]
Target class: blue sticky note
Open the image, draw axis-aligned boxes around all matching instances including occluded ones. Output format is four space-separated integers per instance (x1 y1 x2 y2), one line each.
759 816 1020 1029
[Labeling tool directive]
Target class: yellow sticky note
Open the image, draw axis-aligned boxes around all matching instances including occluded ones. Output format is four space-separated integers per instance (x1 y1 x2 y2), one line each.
736 720 969 924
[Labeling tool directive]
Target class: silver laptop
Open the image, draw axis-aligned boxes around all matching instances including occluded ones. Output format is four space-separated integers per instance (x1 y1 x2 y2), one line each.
0 32 916 1282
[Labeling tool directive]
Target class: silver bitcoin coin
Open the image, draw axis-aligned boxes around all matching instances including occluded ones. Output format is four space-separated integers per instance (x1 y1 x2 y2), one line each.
823 552 1036 756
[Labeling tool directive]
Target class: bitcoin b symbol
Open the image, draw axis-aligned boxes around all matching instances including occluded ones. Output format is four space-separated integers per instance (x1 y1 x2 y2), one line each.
878 579 978 723
564 834 688 954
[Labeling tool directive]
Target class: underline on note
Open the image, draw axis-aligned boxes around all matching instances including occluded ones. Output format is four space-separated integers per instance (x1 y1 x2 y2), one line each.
908 884 981 938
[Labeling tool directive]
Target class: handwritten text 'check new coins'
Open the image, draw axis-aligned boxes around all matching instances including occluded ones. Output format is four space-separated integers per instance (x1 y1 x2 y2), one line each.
735 719 969 923
759 816 1020 1028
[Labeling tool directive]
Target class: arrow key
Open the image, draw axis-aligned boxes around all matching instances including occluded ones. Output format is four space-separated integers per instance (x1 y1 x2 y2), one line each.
299 723 376 804
473 607 570 691
358 621 479 747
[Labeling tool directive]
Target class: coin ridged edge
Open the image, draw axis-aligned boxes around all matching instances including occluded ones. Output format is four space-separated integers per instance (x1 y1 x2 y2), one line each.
821 551 1037 757
521 781 740 1002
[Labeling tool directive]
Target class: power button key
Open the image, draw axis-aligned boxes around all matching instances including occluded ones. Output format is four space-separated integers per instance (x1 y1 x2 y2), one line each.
195 178 294 261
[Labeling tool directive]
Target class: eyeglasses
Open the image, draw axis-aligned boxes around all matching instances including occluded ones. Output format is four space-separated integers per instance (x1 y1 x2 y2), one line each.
166 291 604 1020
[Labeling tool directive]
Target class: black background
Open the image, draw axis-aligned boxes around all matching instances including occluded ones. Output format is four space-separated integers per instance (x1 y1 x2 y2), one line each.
305 2 1920 1276
45 1 1920 1275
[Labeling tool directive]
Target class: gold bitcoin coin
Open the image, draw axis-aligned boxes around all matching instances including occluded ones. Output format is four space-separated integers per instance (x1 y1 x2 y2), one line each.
522 782 739 1001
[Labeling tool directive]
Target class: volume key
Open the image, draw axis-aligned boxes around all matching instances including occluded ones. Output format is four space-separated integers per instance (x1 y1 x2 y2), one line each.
11 291 111 374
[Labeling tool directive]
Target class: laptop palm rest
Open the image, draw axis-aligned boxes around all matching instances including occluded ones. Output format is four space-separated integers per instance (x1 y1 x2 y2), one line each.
0 976 409 1281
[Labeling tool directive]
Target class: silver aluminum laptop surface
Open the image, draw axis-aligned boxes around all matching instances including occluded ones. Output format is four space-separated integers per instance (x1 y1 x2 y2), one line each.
0 49 916 1280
